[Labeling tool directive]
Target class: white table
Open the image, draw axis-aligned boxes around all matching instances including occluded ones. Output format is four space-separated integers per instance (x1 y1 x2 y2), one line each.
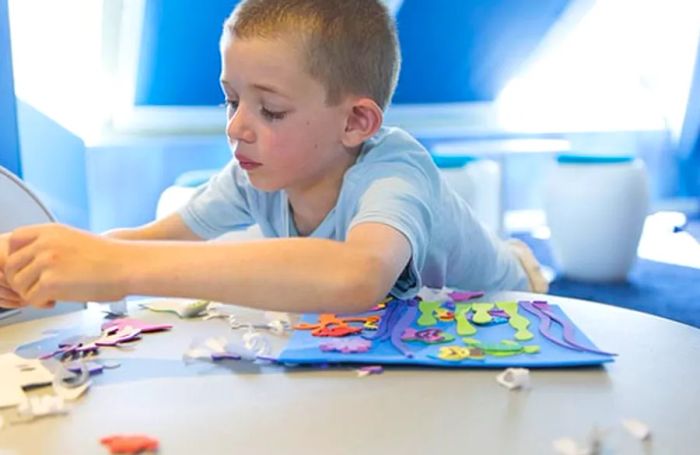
1 291 698 454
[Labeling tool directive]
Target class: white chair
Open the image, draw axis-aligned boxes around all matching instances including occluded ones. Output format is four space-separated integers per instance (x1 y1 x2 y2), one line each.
0 166 84 326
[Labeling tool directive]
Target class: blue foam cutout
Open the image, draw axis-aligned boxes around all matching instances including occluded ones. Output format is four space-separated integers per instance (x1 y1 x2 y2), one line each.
278 304 615 368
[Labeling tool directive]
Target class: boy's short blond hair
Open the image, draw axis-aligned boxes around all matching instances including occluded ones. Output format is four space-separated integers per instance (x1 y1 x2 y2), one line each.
223 0 401 110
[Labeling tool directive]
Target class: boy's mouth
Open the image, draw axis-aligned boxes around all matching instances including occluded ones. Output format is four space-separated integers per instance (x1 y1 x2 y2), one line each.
235 153 262 171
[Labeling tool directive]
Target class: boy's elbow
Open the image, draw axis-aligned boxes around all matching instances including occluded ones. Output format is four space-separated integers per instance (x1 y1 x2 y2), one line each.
332 254 390 312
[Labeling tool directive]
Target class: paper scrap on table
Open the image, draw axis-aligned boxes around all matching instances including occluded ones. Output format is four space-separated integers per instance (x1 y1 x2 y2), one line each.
622 418 651 440
141 299 210 318
0 353 55 408
496 368 530 390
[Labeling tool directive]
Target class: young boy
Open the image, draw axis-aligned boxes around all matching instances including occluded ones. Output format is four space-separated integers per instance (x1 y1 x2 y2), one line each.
0 0 547 313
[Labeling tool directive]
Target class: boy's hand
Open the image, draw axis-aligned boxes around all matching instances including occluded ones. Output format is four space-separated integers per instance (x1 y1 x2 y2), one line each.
0 232 23 308
4 224 129 308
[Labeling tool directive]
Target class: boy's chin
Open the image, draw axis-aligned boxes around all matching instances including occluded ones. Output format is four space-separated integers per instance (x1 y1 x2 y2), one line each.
248 177 282 193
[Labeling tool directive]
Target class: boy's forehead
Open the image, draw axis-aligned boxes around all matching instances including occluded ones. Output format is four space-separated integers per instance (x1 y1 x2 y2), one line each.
220 35 316 96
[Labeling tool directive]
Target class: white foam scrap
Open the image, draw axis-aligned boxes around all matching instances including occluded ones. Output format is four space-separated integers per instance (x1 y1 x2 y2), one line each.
17 395 68 418
622 418 651 440
496 368 530 390
552 438 588 455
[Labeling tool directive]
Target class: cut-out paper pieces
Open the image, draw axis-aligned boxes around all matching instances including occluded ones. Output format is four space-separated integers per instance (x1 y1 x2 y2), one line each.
15 395 68 420
319 337 372 354
295 314 379 337
102 318 172 334
141 299 210 318
454 303 476 336
496 301 533 341
0 354 55 407
622 418 651 441
183 332 274 364
363 298 418 358
356 365 383 377
471 303 495 325
370 296 393 311
520 301 617 356
432 346 485 362
496 368 531 390
463 338 540 357
401 328 455 344
100 434 160 454
448 290 484 301
417 301 440 326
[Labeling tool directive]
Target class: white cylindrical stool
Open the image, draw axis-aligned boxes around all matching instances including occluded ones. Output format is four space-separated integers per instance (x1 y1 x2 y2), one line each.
435 156 502 234
544 155 649 282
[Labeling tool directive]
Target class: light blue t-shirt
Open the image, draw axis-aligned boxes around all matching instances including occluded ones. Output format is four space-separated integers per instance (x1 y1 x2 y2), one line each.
179 126 529 298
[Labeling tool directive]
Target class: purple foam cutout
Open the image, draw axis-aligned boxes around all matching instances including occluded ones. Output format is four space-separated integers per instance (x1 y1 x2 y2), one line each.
212 352 242 361
448 291 485 301
489 309 509 318
519 301 582 352
363 299 402 341
389 300 418 358
532 302 617 356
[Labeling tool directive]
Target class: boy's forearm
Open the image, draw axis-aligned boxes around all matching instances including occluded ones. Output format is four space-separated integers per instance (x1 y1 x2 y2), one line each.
104 213 202 241
120 238 384 313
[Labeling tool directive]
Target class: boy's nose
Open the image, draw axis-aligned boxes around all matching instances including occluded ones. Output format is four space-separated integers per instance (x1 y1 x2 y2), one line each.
226 108 255 144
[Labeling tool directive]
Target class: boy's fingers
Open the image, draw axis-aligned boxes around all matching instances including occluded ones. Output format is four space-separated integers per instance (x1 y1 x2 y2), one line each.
8 227 41 255
4 245 37 285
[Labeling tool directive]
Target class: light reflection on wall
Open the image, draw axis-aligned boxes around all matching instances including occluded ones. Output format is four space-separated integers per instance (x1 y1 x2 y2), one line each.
496 0 700 136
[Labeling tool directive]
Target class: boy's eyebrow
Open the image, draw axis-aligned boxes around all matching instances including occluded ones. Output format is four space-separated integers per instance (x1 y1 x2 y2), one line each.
219 79 290 99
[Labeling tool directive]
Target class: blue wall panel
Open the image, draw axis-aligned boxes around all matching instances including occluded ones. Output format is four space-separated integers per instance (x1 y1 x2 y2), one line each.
135 0 240 106
134 0 569 106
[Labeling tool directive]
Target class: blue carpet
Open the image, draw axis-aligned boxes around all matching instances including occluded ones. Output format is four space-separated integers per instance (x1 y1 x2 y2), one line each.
514 226 700 329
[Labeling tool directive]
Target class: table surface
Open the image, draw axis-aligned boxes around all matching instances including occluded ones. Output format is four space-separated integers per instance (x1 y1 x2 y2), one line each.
1 291 698 455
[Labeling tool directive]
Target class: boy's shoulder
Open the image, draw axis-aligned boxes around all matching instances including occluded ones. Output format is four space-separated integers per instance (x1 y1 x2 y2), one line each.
345 126 441 187
358 126 431 167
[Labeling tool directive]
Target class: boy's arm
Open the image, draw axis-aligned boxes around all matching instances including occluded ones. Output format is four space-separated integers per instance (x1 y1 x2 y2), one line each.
4 222 411 313
104 213 203 241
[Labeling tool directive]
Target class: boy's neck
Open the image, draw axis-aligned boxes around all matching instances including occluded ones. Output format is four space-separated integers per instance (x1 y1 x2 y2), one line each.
287 146 360 236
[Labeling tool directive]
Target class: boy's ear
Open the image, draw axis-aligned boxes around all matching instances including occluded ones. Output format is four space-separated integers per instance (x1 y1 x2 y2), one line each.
341 97 383 148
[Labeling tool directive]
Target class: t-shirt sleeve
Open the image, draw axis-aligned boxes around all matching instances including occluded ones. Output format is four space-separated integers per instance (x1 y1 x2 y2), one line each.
178 161 256 239
347 170 434 298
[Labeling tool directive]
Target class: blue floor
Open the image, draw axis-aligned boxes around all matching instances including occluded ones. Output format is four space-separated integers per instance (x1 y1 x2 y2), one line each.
514 223 700 329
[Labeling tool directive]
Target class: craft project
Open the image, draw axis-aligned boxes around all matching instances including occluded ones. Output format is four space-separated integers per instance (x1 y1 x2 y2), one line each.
279 292 616 368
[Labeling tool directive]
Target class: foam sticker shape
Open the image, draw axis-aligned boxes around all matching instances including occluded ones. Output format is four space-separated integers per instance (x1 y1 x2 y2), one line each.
416 300 440 326
319 337 372 353
401 328 455 344
532 301 616 356
295 314 377 337
94 326 142 347
436 309 455 321
447 290 485 301
433 345 485 362
471 303 494 325
520 301 616 356
102 318 172 333
454 303 476 336
496 301 534 341
141 299 210 318
362 298 418 358
100 435 160 454
463 338 540 357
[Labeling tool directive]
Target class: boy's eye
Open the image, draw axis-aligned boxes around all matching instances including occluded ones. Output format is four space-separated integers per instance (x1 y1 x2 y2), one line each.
260 106 286 121
223 99 239 112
